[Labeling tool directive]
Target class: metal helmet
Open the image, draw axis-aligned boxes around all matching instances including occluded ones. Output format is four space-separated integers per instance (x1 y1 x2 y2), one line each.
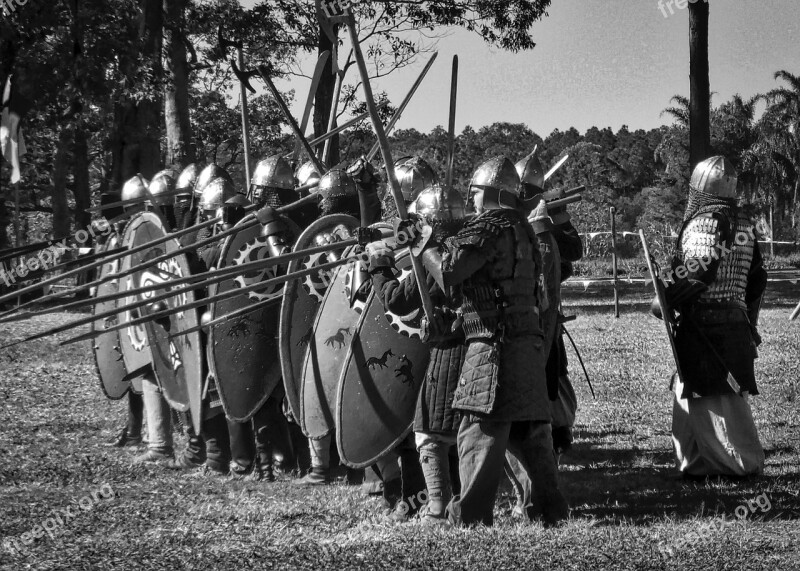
469 156 521 212
690 156 738 198
394 156 438 202
409 184 466 225
296 160 322 188
196 164 233 197
176 163 200 197
121 174 150 203
316 169 358 200
148 170 177 206
199 177 240 212
515 151 545 197
251 155 295 191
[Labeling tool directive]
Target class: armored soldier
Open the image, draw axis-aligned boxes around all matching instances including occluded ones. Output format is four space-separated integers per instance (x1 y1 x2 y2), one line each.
133 170 183 465
382 156 437 221
366 183 467 524
659 156 767 477
249 154 315 231
433 156 568 527
174 163 200 231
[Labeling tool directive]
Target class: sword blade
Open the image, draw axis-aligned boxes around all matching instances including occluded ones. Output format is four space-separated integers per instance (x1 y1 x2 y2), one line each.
544 155 569 182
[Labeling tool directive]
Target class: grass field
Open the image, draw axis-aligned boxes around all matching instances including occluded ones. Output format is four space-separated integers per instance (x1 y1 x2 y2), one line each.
1 294 799 570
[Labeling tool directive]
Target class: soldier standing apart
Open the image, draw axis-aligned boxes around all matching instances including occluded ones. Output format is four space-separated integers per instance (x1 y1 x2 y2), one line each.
437 156 568 527
659 156 767 478
367 184 468 524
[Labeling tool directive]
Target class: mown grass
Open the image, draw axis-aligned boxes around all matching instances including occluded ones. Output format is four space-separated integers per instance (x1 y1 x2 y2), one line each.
0 297 799 570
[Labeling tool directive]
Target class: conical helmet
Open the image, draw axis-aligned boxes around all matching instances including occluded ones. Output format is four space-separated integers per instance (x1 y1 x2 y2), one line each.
199 177 240 211
121 174 150 203
409 183 466 225
148 170 176 206
176 164 200 197
515 151 545 197
469 156 521 212
296 160 322 188
316 169 358 199
393 156 438 202
196 164 233 198
690 156 738 198
251 155 295 190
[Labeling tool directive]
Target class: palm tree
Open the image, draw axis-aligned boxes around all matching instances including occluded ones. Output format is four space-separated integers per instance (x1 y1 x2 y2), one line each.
661 95 690 128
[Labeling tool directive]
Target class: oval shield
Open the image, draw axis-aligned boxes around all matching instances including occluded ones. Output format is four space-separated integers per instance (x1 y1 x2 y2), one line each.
279 214 359 420
207 217 295 422
91 234 131 400
336 250 430 468
124 211 203 432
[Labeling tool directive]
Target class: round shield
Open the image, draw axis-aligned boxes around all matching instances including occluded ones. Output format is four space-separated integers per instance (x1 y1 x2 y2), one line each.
91 235 131 400
123 211 203 433
279 214 359 420
206 216 297 422
336 249 430 468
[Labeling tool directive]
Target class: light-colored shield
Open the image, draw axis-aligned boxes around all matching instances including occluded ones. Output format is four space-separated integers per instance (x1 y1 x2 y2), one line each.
335 249 430 468
279 214 359 420
124 212 203 432
91 235 131 400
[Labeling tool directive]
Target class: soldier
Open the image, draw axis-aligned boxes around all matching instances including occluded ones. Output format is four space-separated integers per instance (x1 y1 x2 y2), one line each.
382 156 437 220
658 156 767 478
431 156 568 527
249 154 315 230
174 163 200 231
503 151 584 517
366 183 468 524
134 170 181 464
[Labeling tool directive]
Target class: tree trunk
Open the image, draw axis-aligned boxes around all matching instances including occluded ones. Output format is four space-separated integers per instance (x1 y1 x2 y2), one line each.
73 126 91 235
138 0 163 177
314 25 337 165
52 129 72 239
163 0 194 169
689 1 711 169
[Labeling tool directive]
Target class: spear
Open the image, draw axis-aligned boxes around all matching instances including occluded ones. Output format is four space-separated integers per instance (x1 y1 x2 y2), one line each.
342 12 435 322
85 187 188 213
2 193 320 315
57 255 359 348
0 237 358 324
445 55 458 192
0 216 223 307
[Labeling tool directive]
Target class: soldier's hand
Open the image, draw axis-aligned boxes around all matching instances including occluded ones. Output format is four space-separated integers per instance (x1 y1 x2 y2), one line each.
527 195 549 223
366 240 393 263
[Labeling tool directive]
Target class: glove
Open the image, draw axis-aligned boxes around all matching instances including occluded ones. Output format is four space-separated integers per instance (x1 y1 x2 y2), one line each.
365 240 394 271
527 195 549 224
347 156 380 190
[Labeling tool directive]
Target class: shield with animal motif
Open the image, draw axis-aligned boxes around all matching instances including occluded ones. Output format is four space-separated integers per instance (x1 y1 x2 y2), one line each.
279 214 359 421
207 216 298 422
336 249 430 468
124 211 203 432
91 235 132 400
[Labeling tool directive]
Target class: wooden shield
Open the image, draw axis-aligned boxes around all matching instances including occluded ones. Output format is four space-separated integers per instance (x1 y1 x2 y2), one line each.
298 255 366 440
336 250 430 468
124 212 203 432
91 235 131 400
279 214 359 420
206 220 281 422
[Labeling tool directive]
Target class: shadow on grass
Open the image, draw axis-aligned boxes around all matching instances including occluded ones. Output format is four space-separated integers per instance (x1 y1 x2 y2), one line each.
554 442 800 525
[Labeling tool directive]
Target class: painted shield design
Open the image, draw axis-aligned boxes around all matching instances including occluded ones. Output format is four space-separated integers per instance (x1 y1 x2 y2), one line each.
124 212 203 432
91 235 131 400
207 217 295 422
336 250 430 468
279 214 359 420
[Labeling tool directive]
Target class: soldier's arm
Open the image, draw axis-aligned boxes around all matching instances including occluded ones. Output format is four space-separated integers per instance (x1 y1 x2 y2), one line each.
552 220 583 263
368 256 421 315
746 239 767 305
440 235 496 288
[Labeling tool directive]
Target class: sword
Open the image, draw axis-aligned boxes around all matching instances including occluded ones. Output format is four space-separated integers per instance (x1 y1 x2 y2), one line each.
291 50 331 162
445 55 458 192
544 155 569 182
342 12 436 324
561 324 595 399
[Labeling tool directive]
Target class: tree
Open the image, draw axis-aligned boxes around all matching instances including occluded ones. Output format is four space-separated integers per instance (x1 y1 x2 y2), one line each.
688 0 711 168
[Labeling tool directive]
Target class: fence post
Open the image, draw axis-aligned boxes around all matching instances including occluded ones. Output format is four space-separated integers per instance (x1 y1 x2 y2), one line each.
610 206 619 318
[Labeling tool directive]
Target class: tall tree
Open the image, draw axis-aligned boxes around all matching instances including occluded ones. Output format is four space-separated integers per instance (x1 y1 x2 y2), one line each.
164 0 195 168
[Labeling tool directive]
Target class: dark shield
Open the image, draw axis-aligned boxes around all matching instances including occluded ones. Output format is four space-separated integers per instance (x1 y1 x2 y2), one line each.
207 218 292 422
279 214 359 420
124 212 204 432
91 234 131 400
336 250 430 468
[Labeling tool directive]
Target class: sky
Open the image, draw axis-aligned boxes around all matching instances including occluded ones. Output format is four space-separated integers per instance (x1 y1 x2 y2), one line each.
243 1 799 138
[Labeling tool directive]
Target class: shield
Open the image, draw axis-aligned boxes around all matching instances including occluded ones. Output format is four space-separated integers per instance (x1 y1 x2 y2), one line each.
91 235 131 400
124 212 203 432
640 230 684 388
279 214 359 420
336 249 430 468
207 217 299 422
